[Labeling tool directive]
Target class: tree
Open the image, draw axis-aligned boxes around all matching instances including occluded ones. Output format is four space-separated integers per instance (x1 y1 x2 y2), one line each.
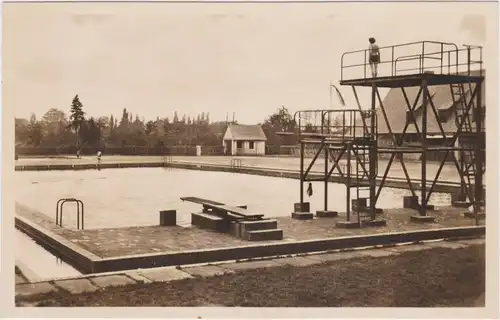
262 105 297 146
27 113 44 146
80 117 101 148
69 95 86 147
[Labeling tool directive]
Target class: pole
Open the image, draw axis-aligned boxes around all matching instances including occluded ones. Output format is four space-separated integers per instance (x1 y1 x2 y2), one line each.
421 79 428 216
346 143 351 222
324 138 329 211
370 83 377 220
300 141 305 205
474 78 483 224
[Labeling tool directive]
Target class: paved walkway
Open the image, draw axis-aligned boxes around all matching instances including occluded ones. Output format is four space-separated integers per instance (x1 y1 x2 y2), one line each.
16 155 462 183
15 237 484 301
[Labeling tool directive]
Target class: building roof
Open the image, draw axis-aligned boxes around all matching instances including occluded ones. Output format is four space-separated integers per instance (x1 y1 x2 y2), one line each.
376 69 486 134
223 124 267 141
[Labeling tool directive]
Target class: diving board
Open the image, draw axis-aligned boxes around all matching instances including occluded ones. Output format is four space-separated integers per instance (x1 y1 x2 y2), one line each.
180 197 264 220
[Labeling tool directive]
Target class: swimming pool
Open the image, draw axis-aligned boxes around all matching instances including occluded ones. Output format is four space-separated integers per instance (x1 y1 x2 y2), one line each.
15 167 451 229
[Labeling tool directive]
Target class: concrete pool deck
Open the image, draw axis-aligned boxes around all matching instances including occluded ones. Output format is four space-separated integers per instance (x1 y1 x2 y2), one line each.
14 155 475 194
16 201 485 274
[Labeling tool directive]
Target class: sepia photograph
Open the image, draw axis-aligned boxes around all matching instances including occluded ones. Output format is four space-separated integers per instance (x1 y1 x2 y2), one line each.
1 0 498 316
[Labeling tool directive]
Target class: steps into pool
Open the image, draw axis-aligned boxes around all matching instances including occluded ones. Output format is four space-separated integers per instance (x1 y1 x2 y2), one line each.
191 213 283 241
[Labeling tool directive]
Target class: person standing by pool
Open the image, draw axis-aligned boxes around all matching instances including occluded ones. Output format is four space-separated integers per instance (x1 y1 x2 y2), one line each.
368 37 380 78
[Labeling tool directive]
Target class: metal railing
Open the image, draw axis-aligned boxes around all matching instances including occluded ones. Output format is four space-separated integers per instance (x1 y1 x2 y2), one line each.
56 198 85 230
340 40 483 81
230 158 243 169
293 109 377 141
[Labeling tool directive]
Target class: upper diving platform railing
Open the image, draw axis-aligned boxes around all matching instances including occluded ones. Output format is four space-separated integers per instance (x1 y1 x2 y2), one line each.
291 109 377 142
340 41 483 81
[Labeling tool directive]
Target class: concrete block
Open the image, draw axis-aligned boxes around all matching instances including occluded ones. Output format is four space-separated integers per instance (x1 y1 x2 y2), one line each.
455 238 485 246
229 221 242 238
316 210 338 218
363 219 387 227
159 210 177 226
453 201 471 208
221 259 283 271
90 274 137 288
352 198 367 208
403 196 419 209
182 265 233 277
463 211 486 219
386 244 431 253
291 212 314 220
245 229 283 241
357 248 399 257
425 241 467 249
124 271 153 283
306 251 363 262
336 220 361 229
240 219 278 236
191 212 228 232
139 267 193 282
277 256 319 267
54 278 99 294
410 215 436 223
294 202 310 213
16 282 58 297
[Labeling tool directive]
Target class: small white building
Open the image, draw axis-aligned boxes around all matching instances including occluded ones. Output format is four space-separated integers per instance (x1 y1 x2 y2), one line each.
222 124 267 156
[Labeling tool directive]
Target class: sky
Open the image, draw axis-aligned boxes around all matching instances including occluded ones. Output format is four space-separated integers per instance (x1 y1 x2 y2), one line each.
2 1 495 124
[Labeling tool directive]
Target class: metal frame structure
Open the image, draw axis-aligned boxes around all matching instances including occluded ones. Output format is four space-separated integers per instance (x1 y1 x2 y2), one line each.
339 40 485 219
56 198 85 230
285 108 379 224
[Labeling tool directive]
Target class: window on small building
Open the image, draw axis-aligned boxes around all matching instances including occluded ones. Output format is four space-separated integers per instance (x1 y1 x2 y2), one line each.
249 141 255 149
237 141 243 149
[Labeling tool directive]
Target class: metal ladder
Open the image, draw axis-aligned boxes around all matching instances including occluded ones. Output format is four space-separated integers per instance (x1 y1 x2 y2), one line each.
56 198 85 230
450 83 478 204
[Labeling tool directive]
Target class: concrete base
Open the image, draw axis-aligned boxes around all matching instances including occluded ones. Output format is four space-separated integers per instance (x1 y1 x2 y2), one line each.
139 267 193 282
335 220 361 229
54 278 99 294
316 210 338 218
159 210 177 226
191 212 228 232
363 219 387 227
240 219 278 233
229 221 242 238
91 275 137 288
410 215 436 223
355 207 384 214
463 211 486 219
403 196 419 209
452 201 471 208
16 282 58 298
294 202 310 213
245 229 284 241
291 212 314 220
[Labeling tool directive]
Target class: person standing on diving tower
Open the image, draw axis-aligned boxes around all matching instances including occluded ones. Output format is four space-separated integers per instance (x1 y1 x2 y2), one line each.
368 37 380 78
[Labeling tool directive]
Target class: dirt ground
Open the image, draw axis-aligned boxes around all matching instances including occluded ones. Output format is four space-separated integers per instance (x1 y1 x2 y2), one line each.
17 245 485 307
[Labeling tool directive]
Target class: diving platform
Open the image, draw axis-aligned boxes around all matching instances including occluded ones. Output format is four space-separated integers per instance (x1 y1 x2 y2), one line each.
339 73 484 88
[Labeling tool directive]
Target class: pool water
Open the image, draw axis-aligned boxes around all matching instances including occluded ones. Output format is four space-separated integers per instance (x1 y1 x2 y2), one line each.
15 168 451 229
15 229 81 280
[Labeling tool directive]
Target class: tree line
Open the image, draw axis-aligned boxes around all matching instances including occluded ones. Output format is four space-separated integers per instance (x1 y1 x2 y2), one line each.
15 95 302 155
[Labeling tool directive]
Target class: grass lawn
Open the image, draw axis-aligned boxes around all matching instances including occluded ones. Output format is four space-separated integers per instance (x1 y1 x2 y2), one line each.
17 245 485 307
